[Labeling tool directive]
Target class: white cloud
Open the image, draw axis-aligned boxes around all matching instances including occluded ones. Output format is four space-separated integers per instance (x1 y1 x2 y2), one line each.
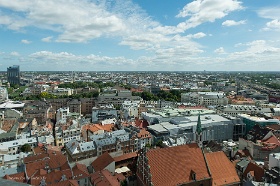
257 8 280 31
214 47 226 54
222 20 246 26
8 38 280 71
41 36 53 42
257 7 280 20
176 0 243 30
0 0 207 58
21 39 31 44
187 32 207 39
0 0 126 42
264 19 280 31
28 51 136 70
10 52 20 56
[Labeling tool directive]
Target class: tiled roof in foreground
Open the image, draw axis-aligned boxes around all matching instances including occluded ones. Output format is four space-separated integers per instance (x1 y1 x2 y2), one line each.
146 143 211 186
205 151 240 186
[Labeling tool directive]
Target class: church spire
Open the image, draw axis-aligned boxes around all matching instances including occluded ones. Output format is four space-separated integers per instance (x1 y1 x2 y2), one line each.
196 113 202 135
196 113 203 148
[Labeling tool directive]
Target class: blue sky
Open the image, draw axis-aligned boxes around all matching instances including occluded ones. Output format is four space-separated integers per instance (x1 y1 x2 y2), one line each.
1 0 280 71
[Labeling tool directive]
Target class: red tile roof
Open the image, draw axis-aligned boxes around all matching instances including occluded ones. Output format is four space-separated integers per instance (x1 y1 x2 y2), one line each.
30 169 73 185
91 152 115 172
114 152 137 162
146 143 211 186
48 180 79 186
235 149 253 160
266 124 280 131
72 163 90 180
205 151 240 186
25 151 70 179
91 169 121 186
137 129 151 139
3 172 26 183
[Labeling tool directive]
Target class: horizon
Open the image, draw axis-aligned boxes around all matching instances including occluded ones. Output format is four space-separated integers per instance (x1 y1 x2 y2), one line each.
1 0 280 71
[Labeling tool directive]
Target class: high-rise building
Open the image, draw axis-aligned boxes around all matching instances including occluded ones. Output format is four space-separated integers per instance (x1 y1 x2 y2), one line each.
7 65 20 85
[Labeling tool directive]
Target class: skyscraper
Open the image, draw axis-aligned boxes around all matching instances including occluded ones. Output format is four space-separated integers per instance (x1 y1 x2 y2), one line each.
7 65 20 85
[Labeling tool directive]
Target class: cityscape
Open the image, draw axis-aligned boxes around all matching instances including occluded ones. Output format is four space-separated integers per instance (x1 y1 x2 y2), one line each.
1 0 280 186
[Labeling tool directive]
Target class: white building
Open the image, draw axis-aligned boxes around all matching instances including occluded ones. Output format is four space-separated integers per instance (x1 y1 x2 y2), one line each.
0 137 37 155
0 87 8 102
181 92 228 106
220 105 272 117
51 87 73 96
62 125 81 145
92 105 117 123
121 100 140 120
56 107 70 123
269 153 280 169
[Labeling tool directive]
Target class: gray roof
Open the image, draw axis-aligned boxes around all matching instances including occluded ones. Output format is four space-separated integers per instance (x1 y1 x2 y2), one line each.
0 164 25 178
0 178 30 185
95 138 116 146
147 124 169 133
65 139 79 154
79 141 95 152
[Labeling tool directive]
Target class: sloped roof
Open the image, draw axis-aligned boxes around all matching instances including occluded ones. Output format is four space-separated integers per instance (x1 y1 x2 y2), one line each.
91 152 114 172
205 151 240 186
146 143 211 186
47 180 79 186
72 163 90 180
91 169 121 186
243 162 265 182
3 172 26 183
114 152 137 162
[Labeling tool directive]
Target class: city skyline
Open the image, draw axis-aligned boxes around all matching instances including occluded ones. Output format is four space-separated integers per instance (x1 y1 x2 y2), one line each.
0 0 280 71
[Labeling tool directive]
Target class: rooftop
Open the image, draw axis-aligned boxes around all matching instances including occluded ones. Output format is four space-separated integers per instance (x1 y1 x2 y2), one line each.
145 143 211 186
205 151 240 186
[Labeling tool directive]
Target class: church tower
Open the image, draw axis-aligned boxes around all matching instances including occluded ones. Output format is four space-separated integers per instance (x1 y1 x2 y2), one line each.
196 113 203 148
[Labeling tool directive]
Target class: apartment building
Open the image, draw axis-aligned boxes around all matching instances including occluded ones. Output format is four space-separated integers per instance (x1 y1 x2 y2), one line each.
181 92 228 106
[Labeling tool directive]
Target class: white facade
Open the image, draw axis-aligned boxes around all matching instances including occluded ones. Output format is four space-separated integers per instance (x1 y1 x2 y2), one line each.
56 107 70 123
51 88 73 96
121 100 140 120
181 92 228 106
0 137 37 155
0 87 8 102
92 106 117 122
269 153 280 169
62 126 81 145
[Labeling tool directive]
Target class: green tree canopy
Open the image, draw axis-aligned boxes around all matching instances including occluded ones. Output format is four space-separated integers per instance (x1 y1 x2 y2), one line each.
21 144 31 152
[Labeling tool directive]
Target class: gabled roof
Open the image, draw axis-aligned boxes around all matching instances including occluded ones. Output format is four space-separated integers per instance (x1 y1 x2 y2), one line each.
146 143 211 186
91 152 114 172
235 149 253 160
91 169 121 186
243 162 265 182
25 152 69 178
205 151 240 186
30 169 72 185
72 163 90 180
3 172 26 183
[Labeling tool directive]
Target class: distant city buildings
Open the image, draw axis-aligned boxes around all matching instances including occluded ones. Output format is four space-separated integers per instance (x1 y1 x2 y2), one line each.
1 71 280 185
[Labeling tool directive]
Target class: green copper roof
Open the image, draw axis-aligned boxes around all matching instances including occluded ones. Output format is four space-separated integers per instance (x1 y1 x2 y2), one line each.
196 113 202 135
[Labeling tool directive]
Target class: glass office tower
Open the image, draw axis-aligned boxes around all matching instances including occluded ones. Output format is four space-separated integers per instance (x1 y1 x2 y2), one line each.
7 65 20 85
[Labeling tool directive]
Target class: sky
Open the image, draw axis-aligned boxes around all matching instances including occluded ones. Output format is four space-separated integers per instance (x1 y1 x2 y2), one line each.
1 0 280 71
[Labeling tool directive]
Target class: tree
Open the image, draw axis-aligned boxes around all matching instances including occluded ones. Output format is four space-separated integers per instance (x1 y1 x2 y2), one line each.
21 144 31 152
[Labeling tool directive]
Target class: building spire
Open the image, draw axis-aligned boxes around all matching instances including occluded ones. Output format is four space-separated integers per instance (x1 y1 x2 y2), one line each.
196 113 203 148
196 113 202 135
